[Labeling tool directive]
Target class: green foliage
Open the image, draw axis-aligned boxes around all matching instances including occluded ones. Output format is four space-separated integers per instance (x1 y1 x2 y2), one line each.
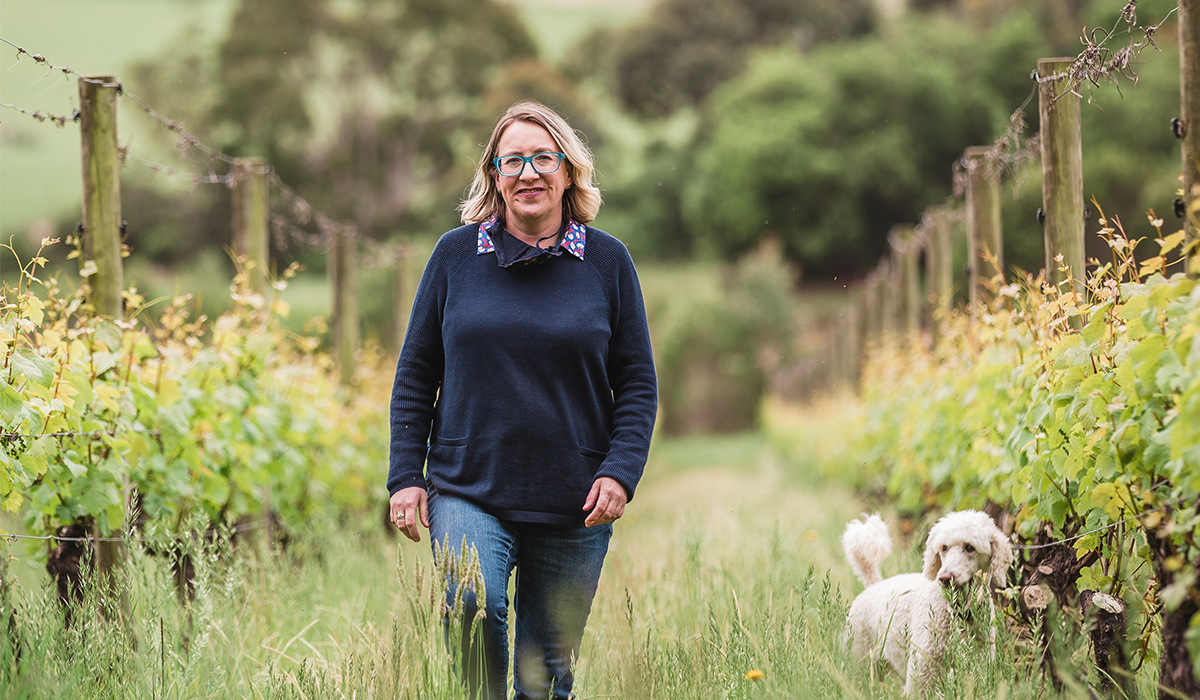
647 243 796 434
130 0 541 241
769 211 1200 677
606 0 874 118
683 14 1028 274
0 240 388 544
589 3 1181 284
599 138 698 261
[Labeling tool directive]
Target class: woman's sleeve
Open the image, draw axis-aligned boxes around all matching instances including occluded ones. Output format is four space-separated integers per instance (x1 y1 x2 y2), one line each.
596 248 658 501
386 244 448 495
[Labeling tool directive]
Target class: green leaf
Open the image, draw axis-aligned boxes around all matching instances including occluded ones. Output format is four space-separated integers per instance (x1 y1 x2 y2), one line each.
18 436 52 476
92 320 122 352
90 351 120 378
0 381 22 425
1064 345 1093 367
2 491 22 513
1162 571 1197 610
77 477 121 520
1082 307 1109 345
62 456 88 479
10 349 55 388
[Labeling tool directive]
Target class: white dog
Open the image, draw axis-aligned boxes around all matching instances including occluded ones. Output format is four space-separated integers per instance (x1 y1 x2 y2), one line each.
841 510 1014 695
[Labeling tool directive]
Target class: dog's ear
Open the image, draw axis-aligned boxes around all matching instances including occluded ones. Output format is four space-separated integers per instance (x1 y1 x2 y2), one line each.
922 532 942 580
989 526 1015 586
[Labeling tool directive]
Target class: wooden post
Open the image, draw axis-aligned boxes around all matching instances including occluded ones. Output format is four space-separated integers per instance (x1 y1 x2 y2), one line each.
78 75 122 319
1181 0 1199 244
78 74 126 613
881 259 899 340
231 158 270 294
392 245 413 354
964 147 1003 311
829 311 847 389
862 274 881 347
926 208 954 343
903 229 921 337
329 226 359 386
1038 58 1085 302
846 291 863 388
889 226 919 337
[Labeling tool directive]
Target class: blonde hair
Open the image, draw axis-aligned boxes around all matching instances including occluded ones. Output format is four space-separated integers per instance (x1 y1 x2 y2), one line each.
459 102 602 224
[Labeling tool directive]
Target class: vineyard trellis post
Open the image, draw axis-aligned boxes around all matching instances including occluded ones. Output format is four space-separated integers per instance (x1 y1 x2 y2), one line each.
925 207 953 344
964 146 1002 312
1038 58 1085 311
883 258 900 341
78 75 123 320
78 73 128 611
329 226 359 386
894 225 921 338
1182 0 1199 243
846 290 864 388
231 158 270 294
862 275 880 347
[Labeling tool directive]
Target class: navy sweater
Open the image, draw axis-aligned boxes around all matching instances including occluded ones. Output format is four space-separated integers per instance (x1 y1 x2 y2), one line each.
387 222 658 525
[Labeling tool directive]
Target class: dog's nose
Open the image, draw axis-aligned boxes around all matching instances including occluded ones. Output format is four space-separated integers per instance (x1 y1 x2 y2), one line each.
938 571 953 586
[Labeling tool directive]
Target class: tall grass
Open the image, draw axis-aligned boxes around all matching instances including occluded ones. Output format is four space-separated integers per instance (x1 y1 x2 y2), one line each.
1 433 1137 698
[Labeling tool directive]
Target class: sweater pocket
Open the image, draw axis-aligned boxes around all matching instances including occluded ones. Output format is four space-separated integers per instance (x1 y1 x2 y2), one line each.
577 446 608 461
436 435 468 447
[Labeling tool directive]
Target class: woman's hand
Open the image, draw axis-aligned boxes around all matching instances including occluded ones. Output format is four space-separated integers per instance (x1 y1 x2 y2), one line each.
390 486 429 542
583 476 627 527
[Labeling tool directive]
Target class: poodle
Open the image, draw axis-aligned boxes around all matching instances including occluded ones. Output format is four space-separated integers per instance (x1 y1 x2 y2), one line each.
841 510 1014 695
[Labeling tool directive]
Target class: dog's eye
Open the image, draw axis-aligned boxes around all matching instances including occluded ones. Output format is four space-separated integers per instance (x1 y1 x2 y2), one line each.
941 545 947 552
964 544 975 553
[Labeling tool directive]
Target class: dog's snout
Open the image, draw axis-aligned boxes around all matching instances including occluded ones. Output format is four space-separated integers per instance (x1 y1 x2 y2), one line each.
938 571 953 586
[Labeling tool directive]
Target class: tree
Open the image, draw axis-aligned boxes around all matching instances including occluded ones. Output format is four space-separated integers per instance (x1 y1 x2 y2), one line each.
682 15 1013 275
133 0 540 243
607 0 875 118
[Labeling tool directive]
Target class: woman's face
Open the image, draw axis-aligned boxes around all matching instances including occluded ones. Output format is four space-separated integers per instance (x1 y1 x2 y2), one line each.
492 120 572 232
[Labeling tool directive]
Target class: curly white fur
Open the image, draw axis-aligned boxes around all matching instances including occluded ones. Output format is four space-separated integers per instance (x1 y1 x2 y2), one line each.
841 510 1014 696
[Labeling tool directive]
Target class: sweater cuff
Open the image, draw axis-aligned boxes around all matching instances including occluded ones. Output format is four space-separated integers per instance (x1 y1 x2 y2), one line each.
595 465 639 503
387 472 427 497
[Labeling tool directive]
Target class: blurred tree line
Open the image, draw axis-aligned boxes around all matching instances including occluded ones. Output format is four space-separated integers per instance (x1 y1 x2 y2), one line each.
111 0 1182 284
583 0 1183 278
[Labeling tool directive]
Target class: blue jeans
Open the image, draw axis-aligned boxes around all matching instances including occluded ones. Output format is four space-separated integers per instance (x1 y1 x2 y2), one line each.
428 490 612 700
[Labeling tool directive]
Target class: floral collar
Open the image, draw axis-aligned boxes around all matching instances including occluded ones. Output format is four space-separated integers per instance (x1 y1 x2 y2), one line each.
476 217 587 261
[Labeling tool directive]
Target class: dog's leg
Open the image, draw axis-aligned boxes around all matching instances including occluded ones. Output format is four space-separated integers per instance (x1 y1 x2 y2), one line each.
903 652 921 696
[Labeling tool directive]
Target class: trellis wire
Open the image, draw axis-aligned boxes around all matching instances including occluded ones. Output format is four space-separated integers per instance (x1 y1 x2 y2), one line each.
3 516 274 544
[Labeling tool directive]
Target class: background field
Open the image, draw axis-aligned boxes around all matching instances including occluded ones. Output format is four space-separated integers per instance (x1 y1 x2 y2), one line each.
0 0 236 238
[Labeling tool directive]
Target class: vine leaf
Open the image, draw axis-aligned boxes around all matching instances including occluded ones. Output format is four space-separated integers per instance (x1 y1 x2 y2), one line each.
10 349 54 388
0 381 22 424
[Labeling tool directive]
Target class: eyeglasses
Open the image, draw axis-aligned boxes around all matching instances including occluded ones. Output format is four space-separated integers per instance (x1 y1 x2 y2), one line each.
493 152 565 177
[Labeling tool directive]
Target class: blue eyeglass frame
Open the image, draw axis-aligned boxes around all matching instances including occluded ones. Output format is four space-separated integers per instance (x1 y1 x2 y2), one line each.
492 152 566 176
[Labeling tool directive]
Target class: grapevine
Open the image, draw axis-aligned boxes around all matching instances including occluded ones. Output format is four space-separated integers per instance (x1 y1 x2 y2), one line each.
769 205 1200 679
0 239 388 557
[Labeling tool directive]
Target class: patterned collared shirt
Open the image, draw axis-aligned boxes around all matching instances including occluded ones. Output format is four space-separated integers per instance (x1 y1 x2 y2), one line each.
476 216 587 262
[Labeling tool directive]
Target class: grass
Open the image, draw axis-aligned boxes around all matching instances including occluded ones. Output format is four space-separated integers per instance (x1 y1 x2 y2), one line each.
0 428 1146 699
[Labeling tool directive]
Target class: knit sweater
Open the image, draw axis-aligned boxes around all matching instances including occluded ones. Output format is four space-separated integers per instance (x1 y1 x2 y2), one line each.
387 222 658 525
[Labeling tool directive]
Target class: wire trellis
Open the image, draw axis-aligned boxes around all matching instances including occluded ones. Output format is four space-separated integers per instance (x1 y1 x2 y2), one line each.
3 516 274 544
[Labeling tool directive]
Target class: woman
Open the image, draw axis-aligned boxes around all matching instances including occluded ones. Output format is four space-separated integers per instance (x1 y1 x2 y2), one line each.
387 101 657 700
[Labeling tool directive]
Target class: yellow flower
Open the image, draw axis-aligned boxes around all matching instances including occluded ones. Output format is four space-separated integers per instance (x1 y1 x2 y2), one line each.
745 669 765 681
